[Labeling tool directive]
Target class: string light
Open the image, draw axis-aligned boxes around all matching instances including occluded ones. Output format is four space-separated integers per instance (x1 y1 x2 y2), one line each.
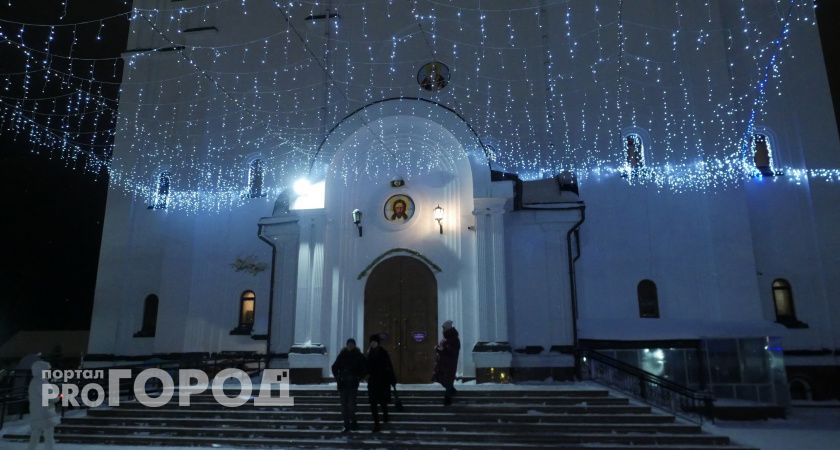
0 0 836 213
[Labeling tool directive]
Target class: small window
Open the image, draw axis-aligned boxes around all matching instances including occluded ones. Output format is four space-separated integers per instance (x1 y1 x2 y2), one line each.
772 279 805 327
151 172 170 209
637 279 659 318
248 159 264 198
751 133 774 176
134 294 158 338
239 290 256 330
625 133 644 169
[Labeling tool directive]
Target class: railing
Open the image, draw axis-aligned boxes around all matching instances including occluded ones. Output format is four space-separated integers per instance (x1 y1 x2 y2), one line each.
0 352 266 430
0 384 28 430
578 349 715 424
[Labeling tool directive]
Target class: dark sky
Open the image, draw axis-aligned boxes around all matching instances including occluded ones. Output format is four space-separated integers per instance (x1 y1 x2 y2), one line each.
0 1 839 345
0 1 130 344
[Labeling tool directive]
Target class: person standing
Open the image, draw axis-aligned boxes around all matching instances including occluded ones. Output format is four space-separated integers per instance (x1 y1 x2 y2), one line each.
28 360 60 450
366 334 396 433
432 320 460 405
331 338 367 433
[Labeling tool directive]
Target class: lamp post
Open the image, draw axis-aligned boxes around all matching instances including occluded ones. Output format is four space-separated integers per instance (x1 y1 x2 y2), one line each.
352 209 363 237
433 205 444 234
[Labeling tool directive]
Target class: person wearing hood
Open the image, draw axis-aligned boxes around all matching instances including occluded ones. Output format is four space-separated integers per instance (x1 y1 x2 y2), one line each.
331 338 367 433
28 360 60 450
365 333 396 432
432 320 460 405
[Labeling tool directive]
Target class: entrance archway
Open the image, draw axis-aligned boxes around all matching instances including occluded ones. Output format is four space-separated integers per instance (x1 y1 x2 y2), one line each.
364 255 438 383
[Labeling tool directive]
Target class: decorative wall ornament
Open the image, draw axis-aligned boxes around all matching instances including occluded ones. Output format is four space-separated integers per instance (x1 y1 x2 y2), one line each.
230 255 268 276
417 61 450 92
384 194 415 223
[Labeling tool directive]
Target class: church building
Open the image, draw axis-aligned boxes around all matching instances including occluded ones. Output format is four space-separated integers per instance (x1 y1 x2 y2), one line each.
85 0 840 404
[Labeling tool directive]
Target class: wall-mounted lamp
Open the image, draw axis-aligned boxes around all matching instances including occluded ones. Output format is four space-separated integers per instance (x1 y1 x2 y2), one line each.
433 205 444 234
352 209 363 237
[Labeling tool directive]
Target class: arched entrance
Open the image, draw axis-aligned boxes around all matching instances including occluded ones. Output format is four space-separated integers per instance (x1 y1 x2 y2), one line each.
364 255 438 383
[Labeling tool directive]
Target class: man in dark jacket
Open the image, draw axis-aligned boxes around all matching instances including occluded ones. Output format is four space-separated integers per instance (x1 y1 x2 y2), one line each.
432 320 460 405
331 338 367 433
366 334 396 432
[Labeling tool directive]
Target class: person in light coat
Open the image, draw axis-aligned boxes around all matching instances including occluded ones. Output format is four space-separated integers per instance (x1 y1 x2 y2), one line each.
28 360 60 450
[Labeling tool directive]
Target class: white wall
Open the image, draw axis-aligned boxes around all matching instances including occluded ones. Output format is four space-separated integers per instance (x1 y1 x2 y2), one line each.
88 0 840 373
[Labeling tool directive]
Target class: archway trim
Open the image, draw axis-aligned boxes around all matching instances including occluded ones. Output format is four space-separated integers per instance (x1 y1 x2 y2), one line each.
357 248 442 280
309 96 492 174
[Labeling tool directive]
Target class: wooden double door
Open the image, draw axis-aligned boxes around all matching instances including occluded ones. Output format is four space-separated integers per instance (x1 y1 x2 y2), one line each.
364 256 438 384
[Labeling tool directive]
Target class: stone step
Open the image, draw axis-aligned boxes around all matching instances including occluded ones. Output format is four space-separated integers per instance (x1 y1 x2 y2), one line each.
87 407 676 423
181 389 612 398
2 432 759 450
53 424 734 446
168 394 628 405
62 415 703 434
116 401 650 414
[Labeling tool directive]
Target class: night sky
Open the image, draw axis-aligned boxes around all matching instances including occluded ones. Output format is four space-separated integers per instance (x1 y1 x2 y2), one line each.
0 1 839 345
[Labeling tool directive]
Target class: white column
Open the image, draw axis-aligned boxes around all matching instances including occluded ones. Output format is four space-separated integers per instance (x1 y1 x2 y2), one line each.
473 197 510 343
257 214 300 368
291 210 327 345
289 209 329 371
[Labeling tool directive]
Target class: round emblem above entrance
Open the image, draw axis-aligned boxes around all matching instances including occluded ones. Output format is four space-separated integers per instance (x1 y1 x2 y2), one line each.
384 194 415 224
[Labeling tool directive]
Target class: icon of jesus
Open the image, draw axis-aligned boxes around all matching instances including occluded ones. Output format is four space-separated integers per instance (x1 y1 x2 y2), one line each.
384 195 414 223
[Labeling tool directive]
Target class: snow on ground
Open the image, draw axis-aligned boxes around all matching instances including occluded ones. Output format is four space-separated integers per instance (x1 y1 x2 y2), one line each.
0 444 317 450
704 406 840 450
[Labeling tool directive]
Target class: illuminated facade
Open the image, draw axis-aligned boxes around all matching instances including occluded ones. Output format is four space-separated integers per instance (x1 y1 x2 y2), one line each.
84 1 840 400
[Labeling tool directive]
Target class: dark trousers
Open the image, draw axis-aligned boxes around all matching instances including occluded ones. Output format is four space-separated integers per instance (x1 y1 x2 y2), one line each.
439 380 456 401
370 401 389 424
339 388 358 428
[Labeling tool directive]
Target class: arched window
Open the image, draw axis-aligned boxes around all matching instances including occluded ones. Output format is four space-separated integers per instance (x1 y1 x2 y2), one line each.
152 171 170 209
134 294 158 338
772 279 805 327
239 290 256 330
625 133 644 169
637 280 659 318
751 133 774 176
248 159 264 198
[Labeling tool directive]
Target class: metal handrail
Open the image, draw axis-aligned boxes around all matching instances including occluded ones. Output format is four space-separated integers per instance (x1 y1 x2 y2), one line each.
0 384 29 430
579 348 715 424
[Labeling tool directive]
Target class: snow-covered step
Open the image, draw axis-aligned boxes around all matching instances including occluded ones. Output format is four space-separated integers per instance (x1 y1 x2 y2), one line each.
85 407 677 423
116 401 651 414
60 416 705 434
50 423 736 445
177 394 628 405
3 431 759 450
0 386 757 449
183 388 613 398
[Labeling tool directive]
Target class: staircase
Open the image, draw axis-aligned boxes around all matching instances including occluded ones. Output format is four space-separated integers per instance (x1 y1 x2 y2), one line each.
3 386 756 449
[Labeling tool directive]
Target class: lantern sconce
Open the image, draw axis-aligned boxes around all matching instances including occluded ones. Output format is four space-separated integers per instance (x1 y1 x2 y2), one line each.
433 204 444 235
352 209 363 237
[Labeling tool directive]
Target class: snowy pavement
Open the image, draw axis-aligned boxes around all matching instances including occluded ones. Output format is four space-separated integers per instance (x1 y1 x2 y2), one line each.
704 406 840 450
0 444 315 450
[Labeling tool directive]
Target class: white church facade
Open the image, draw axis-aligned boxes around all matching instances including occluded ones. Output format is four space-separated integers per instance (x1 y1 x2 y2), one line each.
86 0 840 403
